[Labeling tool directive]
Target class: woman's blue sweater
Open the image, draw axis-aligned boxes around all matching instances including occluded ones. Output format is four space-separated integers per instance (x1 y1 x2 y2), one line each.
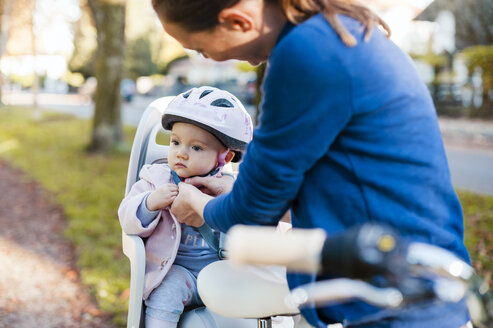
204 14 470 328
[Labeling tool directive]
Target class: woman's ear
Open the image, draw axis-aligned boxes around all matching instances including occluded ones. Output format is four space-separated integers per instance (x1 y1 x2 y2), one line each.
218 7 254 32
224 150 236 164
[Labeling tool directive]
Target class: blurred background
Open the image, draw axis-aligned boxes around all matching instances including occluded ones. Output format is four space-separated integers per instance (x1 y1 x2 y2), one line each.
1 0 492 121
1 0 492 179
1 0 492 119
0 0 492 327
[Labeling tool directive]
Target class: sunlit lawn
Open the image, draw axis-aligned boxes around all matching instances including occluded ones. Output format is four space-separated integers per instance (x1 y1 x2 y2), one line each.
462 192 493 285
0 105 491 326
0 106 132 326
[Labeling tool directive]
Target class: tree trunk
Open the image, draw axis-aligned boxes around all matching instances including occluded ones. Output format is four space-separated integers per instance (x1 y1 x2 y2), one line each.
0 0 3 105
87 0 125 152
0 0 15 105
30 0 40 120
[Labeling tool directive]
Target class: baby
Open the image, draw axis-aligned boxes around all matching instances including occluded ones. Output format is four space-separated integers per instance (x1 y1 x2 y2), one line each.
118 86 253 328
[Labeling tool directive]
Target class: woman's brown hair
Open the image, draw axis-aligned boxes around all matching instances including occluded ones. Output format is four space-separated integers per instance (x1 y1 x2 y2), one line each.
280 0 391 46
152 0 390 46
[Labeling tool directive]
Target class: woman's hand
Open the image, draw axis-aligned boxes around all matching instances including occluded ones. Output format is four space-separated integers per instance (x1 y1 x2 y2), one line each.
184 174 235 196
146 183 178 211
171 182 213 227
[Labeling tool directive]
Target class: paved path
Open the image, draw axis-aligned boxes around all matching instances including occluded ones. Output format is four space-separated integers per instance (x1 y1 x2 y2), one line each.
2 92 153 126
439 118 493 196
0 160 114 328
444 146 493 195
2 91 256 127
439 118 493 150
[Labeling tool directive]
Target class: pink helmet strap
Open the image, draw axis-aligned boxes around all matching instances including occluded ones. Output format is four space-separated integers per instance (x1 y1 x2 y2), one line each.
215 149 231 176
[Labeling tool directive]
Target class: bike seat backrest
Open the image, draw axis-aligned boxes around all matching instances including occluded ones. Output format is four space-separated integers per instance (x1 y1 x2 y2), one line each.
125 97 173 195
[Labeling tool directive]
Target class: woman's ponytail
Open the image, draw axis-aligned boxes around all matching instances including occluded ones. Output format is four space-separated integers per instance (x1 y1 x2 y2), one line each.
279 0 391 46
153 0 390 47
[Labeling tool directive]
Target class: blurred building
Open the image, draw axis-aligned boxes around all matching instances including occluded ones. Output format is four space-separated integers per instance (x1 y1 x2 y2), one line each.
416 0 493 50
413 0 493 113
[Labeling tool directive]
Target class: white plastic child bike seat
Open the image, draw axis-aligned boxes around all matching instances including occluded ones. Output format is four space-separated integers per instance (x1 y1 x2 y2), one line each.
122 97 301 328
122 97 173 328
122 97 258 328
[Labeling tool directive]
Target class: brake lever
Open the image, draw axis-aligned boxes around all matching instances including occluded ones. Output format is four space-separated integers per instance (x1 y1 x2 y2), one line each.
467 274 493 328
406 242 474 281
286 278 403 309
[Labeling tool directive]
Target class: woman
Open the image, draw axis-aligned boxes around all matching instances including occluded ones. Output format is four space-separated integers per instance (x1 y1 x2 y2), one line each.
152 0 471 327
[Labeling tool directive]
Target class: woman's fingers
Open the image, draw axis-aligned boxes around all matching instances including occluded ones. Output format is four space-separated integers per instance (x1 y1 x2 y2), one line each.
167 183 179 191
185 175 234 195
170 183 205 227
185 176 208 187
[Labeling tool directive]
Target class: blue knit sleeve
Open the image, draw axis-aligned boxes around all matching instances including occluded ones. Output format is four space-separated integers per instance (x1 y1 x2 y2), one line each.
136 193 160 227
204 26 353 232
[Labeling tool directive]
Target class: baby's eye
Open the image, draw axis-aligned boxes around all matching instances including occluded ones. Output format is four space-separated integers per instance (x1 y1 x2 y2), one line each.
171 139 179 146
192 145 203 151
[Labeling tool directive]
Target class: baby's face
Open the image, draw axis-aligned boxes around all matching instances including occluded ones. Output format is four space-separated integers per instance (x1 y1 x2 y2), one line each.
168 122 225 178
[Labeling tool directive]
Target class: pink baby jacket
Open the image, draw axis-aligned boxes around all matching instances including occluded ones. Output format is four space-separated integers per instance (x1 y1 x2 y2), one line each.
118 164 182 300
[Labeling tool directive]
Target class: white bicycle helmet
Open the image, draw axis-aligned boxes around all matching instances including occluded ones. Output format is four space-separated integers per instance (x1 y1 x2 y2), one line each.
162 86 253 162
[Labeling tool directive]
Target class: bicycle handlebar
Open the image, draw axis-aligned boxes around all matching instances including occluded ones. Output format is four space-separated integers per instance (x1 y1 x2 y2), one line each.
226 223 473 307
226 225 326 273
227 224 472 279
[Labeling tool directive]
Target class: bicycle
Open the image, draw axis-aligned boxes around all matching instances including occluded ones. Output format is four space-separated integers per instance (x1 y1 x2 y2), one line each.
197 223 493 328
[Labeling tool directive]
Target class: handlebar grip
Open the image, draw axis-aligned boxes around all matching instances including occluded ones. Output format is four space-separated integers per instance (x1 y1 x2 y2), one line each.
226 225 326 273
320 224 405 279
226 223 404 278
226 223 473 310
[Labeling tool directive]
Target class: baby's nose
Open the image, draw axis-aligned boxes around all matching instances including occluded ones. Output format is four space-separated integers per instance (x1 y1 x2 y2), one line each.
177 150 188 159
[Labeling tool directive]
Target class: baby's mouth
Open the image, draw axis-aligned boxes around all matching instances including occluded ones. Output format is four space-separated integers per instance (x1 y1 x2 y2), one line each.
175 163 186 168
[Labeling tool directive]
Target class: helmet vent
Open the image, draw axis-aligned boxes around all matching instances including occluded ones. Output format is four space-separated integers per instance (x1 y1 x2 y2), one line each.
211 98 234 108
182 90 192 98
199 90 214 99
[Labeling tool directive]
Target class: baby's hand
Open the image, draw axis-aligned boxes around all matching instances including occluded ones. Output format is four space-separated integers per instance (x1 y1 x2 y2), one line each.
146 183 179 211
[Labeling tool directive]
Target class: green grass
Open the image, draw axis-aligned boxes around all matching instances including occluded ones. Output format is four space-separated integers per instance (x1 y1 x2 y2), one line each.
0 105 491 325
462 191 493 287
0 106 133 326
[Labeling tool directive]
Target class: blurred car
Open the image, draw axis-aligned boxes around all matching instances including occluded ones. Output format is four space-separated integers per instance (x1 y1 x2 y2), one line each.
121 79 137 102
245 79 256 105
